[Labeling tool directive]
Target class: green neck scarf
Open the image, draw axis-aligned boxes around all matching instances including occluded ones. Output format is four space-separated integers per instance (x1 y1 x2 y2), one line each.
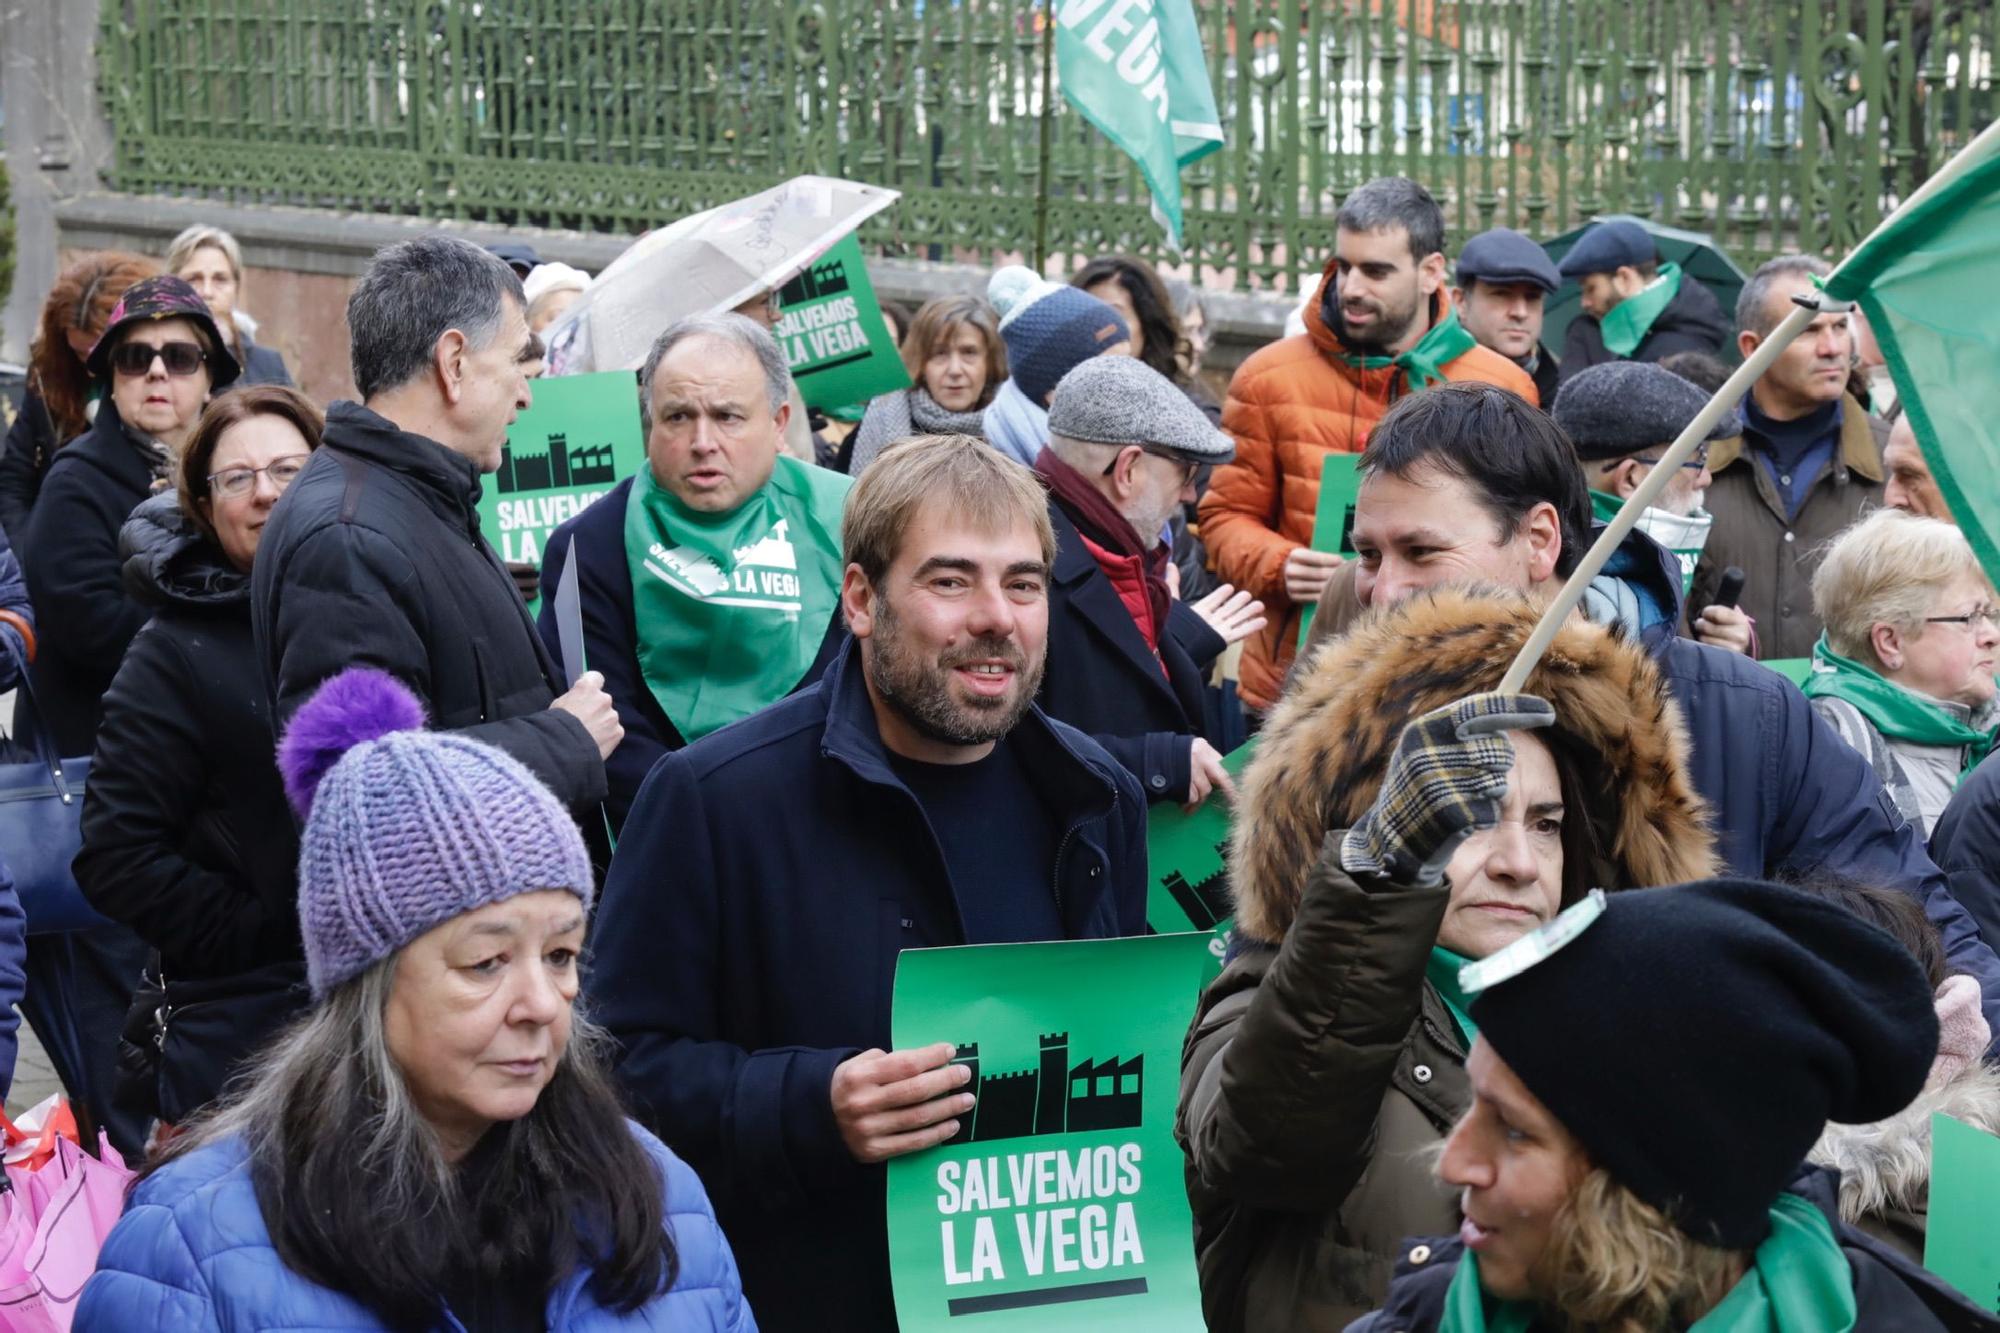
1590 490 1712 596
1427 946 1479 1047
1599 261 1684 358
1440 1193 1856 1333
1341 303 1480 390
1802 634 1996 772
623 457 851 743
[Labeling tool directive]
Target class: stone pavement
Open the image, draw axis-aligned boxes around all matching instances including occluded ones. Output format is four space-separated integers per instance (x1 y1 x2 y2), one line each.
7 1020 63 1117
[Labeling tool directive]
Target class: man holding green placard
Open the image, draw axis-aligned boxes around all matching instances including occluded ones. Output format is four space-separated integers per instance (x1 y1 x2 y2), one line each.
537 313 852 830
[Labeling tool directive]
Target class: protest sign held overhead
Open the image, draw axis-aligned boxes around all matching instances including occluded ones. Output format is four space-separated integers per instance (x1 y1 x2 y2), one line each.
887 935 1212 1330
774 234 911 412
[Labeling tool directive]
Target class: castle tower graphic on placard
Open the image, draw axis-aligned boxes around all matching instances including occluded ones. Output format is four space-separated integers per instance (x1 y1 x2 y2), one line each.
495 431 619 494
1163 836 1233 930
778 256 853 306
943 1032 1144 1145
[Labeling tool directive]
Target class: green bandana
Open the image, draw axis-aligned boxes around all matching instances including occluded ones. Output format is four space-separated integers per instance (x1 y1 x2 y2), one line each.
1341 303 1481 391
1599 261 1684 358
1441 1193 1856 1333
1427 946 1479 1047
623 456 852 742
1802 634 1997 774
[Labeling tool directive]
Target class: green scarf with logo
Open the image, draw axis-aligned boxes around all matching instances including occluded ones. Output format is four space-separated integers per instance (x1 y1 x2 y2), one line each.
623 456 852 742
1590 490 1713 596
1439 1192 1856 1333
1801 635 1997 774
1427 946 1479 1047
1599 261 1685 358
1341 303 1481 391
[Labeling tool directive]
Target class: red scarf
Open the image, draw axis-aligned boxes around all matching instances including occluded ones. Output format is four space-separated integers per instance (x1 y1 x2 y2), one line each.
1035 448 1173 668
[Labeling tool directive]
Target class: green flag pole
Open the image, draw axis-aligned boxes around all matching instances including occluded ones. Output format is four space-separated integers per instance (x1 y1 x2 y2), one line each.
1033 0 1055 271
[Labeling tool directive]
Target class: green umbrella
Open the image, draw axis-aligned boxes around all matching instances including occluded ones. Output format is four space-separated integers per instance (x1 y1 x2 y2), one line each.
1535 214 1749 366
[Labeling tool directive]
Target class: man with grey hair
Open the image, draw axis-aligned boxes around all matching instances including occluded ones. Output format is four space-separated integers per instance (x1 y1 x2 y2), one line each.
537 311 852 828
253 234 621 811
1688 253 1890 660
1198 176 1536 715
1036 356 1265 807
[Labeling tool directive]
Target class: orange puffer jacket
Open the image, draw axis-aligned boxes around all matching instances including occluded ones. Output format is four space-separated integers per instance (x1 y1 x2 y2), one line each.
1198 266 1537 709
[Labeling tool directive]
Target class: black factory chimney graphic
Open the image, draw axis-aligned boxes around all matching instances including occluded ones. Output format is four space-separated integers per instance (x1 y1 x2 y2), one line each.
945 1033 1143 1145
495 431 618 495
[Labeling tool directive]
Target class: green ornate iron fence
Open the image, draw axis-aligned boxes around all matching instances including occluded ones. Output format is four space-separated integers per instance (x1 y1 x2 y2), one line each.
96 0 1996 291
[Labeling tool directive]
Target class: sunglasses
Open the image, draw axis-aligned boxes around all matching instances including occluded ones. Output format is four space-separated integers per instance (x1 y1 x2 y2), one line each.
109 341 207 378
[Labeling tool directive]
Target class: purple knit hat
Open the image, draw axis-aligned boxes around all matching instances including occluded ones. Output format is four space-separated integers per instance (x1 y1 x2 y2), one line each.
278 668 595 998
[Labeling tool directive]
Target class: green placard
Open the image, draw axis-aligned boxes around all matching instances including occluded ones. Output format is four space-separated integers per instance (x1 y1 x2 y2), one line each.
774 234 911 412
888 935 1214 1331
1143 740 1256 965
1298 452 1362 646
479 372 649 609
1760 657 1813 688
1924 1113 2000 1313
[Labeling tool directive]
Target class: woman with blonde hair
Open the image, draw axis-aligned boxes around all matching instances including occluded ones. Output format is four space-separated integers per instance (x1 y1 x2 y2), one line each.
166 223 295 386
1346 878 1989 1332
1806 508 1998 836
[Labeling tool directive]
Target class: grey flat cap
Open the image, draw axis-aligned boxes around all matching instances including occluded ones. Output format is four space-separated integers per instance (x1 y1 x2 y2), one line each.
1047 356 1236 464
1551 360 1742 461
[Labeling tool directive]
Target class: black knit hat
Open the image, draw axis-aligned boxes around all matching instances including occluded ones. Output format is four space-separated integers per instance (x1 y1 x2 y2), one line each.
85 275 242 389
1467 878 1938 1250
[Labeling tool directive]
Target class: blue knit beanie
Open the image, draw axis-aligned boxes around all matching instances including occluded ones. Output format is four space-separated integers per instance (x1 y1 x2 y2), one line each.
277 668 595 998
988 265 1130 407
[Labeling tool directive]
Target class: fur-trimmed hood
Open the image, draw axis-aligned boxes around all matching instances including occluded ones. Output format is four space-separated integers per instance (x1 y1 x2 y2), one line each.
1232 588 1719 944
1811 1060 2000 1227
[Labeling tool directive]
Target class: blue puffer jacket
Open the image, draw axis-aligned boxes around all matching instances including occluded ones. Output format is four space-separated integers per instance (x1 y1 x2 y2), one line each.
76 1123 757 1332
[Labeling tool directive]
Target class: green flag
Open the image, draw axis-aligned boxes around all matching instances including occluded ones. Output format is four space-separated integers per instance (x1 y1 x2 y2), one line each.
1054 0 1223 250
1821 122 2000 583
887 935 1214 1329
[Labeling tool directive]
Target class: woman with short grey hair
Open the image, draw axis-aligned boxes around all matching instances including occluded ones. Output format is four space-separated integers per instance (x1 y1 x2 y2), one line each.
78 667 756 1332
1806 507 1999 835
166 223 295 386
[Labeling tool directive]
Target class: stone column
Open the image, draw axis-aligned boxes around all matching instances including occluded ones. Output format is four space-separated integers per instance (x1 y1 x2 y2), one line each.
2 0 112 363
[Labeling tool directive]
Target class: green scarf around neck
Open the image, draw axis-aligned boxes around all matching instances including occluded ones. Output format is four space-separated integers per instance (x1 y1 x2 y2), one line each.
1599 261 1684 358
1802 634 1996 773
623 456 851 743
1341 302 1480 390
1427 946 1479 1047
1440 1192 1856 1333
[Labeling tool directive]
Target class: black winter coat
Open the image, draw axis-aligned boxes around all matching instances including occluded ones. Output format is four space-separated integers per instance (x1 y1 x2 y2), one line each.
1038 499 1225 801
75 494 307 1122
590 637 1149 1332
252 402 606 807
1931 752 2000 956
20 400 159 757
233 337 293 389
1344 1167 1999 1332
536 475 846 833
0 386 60 543
1559 274 1731 382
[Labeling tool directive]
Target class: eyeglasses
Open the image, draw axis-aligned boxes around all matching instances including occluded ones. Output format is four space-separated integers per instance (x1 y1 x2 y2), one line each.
208 455 309 499
1925 608 2000 629
109 341 207 378
1630 443 1711 471
1102 447 1199 487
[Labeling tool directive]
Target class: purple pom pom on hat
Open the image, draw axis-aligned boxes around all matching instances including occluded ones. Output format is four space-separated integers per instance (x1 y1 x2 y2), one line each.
278 667 594 998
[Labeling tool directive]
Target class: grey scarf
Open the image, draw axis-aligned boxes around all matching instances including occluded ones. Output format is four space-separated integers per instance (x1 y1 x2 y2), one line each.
848 387 987 474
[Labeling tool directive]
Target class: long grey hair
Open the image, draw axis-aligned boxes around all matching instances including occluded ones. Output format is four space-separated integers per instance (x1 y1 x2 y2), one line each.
150 956 675 1330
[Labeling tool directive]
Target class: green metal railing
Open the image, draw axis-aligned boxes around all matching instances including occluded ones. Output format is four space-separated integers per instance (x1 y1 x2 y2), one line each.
96 0 1996 291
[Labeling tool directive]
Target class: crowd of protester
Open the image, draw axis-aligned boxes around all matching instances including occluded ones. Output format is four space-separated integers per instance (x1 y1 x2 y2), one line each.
0 178 1992 1332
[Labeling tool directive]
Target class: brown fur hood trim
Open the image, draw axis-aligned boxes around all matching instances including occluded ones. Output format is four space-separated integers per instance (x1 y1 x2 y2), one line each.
1232 587 1718 944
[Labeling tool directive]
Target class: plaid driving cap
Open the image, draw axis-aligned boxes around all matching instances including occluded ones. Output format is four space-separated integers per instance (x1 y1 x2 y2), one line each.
1046 356 1235 465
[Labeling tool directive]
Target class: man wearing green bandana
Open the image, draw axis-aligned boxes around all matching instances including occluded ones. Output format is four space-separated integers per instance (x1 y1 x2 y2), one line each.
1556 219 1729 384
537 312 851 831
1199 177 1537 712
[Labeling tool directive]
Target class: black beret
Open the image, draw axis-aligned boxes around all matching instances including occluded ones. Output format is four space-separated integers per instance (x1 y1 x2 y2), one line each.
1551 361 1742 461
1468 878 1938 1250
1456 228 1561 295
1556 220 1658 278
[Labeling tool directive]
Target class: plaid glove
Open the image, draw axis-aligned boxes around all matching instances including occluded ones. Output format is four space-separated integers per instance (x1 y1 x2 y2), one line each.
1340 692 1556 887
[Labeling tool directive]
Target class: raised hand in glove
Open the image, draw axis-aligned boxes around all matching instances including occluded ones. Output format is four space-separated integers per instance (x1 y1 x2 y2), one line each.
1340 692 1556 887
